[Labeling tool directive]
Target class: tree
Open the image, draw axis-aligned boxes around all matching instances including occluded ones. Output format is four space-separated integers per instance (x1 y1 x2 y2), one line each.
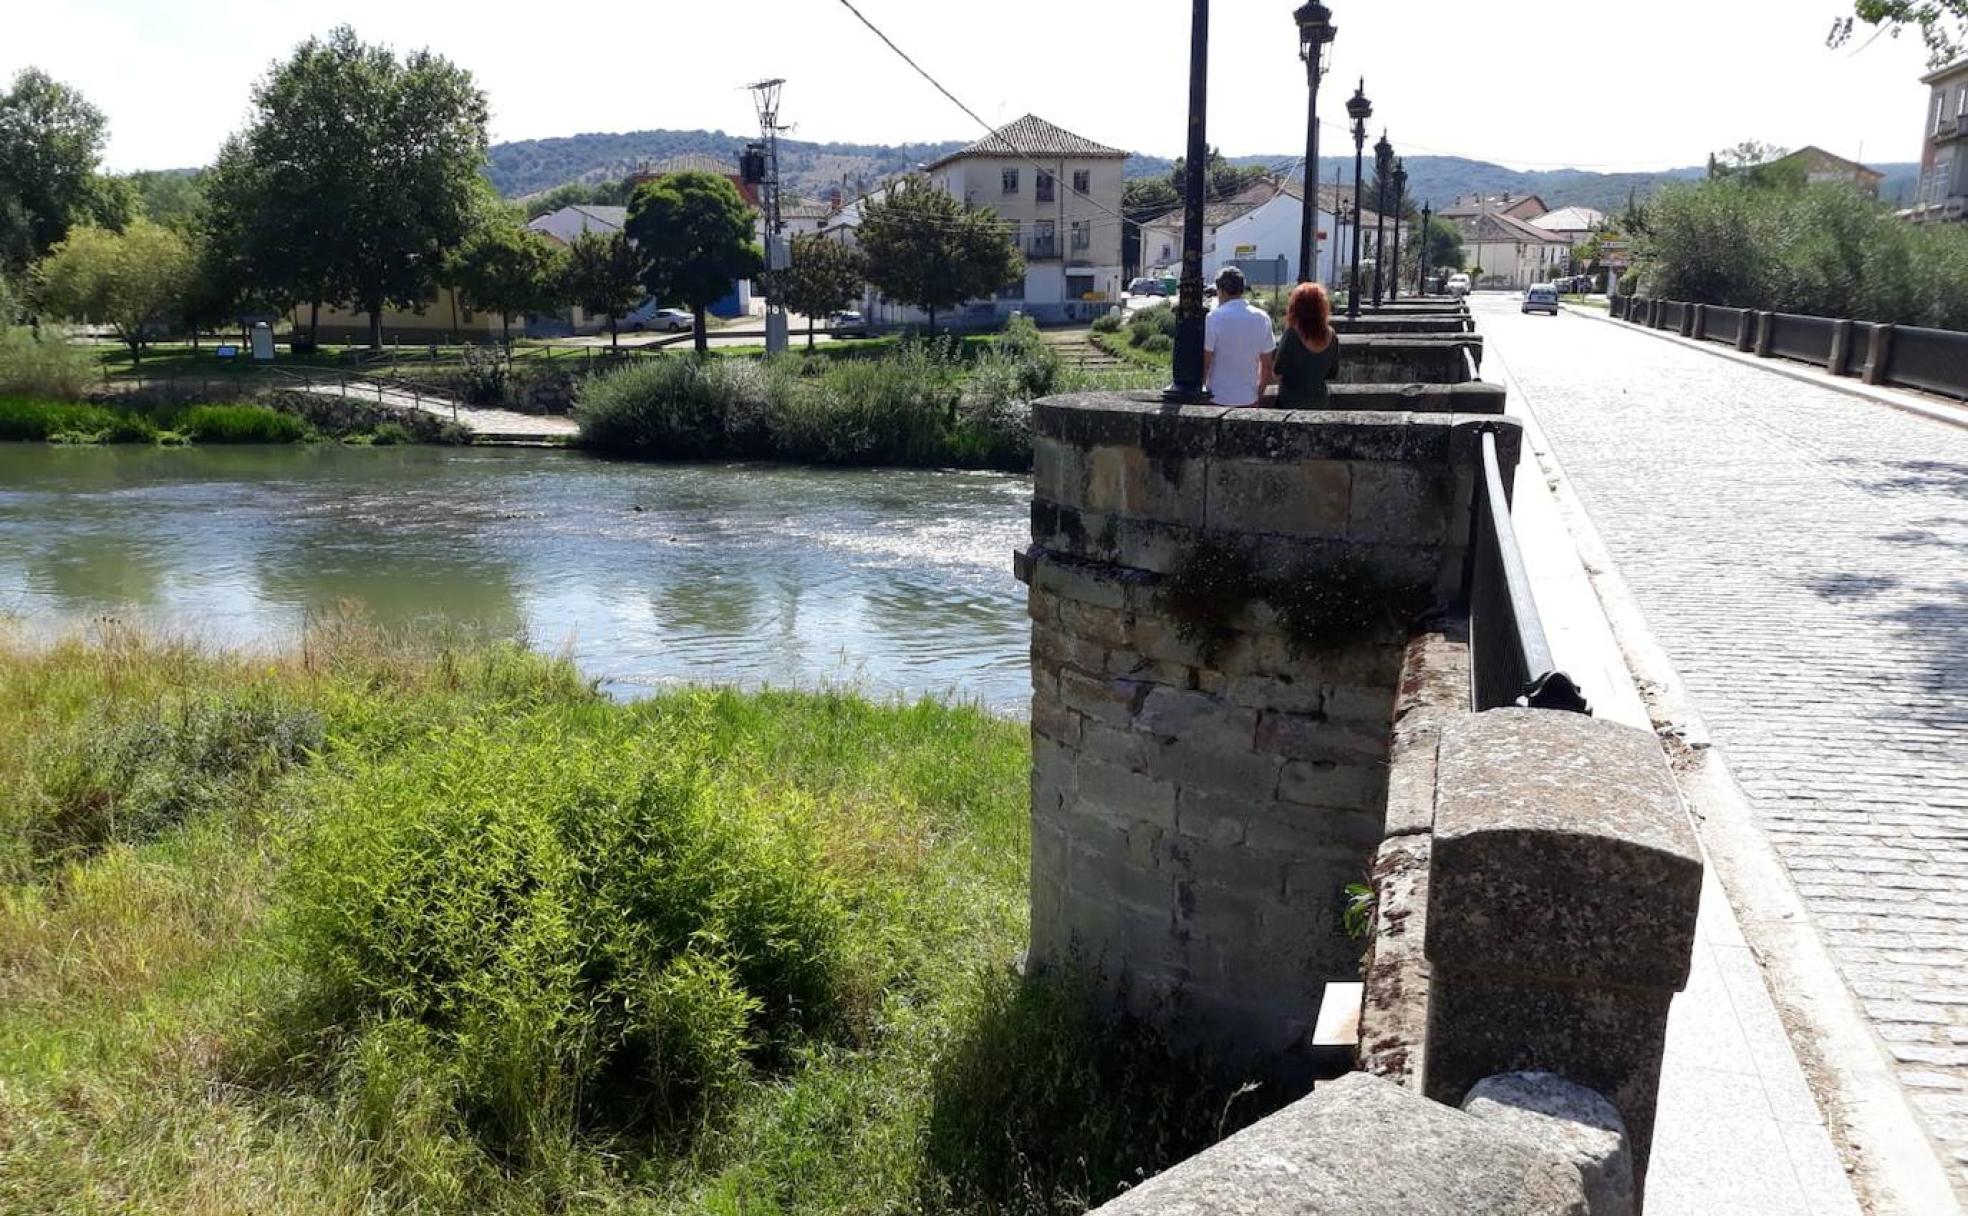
777 233 864 348
1168 147 1266 203
626 171 761 355
125 171 206 230
1830 2 1968 67
0 68 110 269
34 219 195 363
561 229 646 349
1399 217 1464 285
451 222 567 346
206 27 489 350
856 177 1023 333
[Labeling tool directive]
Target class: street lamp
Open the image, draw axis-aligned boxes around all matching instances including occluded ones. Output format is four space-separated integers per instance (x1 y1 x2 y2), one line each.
1389 158 1407 302
1345 80 1371 319
1418 200 1432 295
1167 0 1212 402
1372 131 1392 309
1294 2 1335 285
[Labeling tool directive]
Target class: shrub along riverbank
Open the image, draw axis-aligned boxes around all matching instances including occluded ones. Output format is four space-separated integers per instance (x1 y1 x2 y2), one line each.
575 320 1158 470
0 395 470 446
0 626 1267 1215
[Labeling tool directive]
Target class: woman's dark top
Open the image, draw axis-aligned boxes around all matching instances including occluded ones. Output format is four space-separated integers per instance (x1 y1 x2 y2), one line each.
1274 328 1340 408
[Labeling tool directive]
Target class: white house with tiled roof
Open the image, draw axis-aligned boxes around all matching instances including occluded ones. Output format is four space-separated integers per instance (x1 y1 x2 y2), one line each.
917 114 1128 323
1138 179 1389 290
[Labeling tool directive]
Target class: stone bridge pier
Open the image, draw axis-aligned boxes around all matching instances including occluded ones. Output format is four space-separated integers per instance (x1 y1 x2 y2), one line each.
1017 393 1513 1066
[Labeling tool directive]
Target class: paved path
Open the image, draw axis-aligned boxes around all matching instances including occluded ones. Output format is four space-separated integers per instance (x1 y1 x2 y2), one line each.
293 381 577 442
1471 294 1968 1196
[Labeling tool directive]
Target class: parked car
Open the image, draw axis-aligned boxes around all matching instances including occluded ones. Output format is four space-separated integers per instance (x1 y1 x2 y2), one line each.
1127 277 1169 297
831 310 871 337
621 302 694 332
1522 283 1560 315
1446 273 1471 297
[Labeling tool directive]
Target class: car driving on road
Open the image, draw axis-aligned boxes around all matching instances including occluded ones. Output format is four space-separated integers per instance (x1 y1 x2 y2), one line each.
1446 273 1471 297
1522 283 1560 315
621 302 694 332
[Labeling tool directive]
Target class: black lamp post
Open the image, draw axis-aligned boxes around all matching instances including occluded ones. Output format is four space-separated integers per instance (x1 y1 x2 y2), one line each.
1293 2 1335 285
1345 80 1371 319
1372 132 1392 309
1167 0 1211 402
1388 159 1407 302
1418 200 1432 295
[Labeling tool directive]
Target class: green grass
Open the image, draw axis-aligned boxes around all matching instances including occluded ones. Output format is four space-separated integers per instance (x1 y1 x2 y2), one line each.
0 624 1261 1215
0 395 456 447
1561 294 1608 311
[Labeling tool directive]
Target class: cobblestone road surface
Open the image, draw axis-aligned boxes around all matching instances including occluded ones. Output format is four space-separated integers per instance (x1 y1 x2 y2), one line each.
1474 296 1968 1193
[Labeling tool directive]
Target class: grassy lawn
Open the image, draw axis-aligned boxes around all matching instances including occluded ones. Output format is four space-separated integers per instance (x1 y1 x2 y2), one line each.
1561 295 1608 311
0 625 1256 1215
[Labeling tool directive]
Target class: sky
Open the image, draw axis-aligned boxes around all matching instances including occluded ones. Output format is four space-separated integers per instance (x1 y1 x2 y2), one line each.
2 0 1943 176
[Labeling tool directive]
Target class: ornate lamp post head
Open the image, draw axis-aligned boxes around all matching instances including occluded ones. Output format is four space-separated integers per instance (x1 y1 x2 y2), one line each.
1294 3 1335 72
1392 158 1408 200
1346 79 1372 147
1375 132 1394 179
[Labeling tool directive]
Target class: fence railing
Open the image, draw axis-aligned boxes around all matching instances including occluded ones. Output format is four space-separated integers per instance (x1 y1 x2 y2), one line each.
1468 428 1590 715
1612 295 1968 400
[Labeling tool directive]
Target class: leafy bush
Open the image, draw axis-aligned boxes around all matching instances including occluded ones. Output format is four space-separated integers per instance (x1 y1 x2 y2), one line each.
370 421 414 445
0 397 135 441
455 344 512 406
1127 303 1178 347
1090 311 1123 333
1638 178 1968 328
1138 333 1175 355
280 713 846 1160
0 328 99 399
174 403 314 443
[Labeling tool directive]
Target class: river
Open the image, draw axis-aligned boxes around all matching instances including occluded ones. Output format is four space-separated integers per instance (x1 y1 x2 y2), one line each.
0 444 1034 712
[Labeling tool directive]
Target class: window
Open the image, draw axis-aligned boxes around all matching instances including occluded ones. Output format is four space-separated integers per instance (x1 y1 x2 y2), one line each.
1036 172 1055 203
1072 170 1090 194
997 276 1025 300
1937 91 1949 135
1959 85 1967 118
1002 168 1019 195
1070 220 1090 251
1034 220 1056 255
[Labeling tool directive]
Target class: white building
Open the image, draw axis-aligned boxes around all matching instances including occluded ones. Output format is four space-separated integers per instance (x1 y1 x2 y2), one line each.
1137 179 1388 292
1457 206 1572 290
831 115 1127 326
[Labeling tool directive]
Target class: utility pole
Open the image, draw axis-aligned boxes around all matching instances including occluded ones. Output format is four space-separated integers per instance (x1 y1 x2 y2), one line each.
749 78 790 355
1166 0 1211 402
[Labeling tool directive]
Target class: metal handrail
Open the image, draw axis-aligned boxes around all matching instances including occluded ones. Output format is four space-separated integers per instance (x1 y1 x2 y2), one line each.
1468 428 1590 714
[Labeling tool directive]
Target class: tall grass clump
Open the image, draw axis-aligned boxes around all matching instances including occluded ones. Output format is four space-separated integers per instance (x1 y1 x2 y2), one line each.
279 713 847 1163
172 402 315 443
0 328 98 399
0 396 142 442
576 332 1043 469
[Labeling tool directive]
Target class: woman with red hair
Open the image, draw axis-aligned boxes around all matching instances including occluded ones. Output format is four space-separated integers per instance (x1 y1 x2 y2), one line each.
1274 282 1341 408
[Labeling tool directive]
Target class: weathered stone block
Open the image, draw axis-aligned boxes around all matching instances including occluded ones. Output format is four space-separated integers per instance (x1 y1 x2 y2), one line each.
1206 458 1351 537
1086 1071 1591 1215
1059 669 1147 728
1277 757 1386 812
1464 1072 1634 1216
1429 710 1700 990
1146 737 1286 798
1349 461 1453 544
1078 758 1178 829
1360 834 1433 1087
1138 685 1257 750
1255 710 1388 764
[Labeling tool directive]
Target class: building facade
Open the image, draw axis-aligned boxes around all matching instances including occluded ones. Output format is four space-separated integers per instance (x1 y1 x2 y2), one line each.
1456 207 1571 290
1137 179 1386 292
904 114 1127 325
1910 58 1968 223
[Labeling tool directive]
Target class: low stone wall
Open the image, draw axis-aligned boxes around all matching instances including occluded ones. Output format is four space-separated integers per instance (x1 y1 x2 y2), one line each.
1022 392 1522 1067
1332 334 1483 385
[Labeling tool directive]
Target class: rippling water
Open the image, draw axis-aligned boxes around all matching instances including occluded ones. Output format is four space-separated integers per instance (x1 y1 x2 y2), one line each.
0 445 1034 711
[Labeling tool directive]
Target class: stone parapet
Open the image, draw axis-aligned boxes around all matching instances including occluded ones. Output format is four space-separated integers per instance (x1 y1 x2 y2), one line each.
1085 1070 1595 1215
1423 709 1701 1194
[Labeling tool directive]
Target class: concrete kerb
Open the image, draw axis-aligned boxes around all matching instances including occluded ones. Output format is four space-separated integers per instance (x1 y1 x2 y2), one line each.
1509 356 1963 1216
1563 303 1968 432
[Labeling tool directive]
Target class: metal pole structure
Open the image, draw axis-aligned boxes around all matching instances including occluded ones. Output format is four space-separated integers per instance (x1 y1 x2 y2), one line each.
1418 201 1432 295
1345 81 1372 319
1372 133 1391 310
1166 0 1211 402
1330 160 1343 288
751 79 790 356
1389 159 1406 302
1293 4 1335 284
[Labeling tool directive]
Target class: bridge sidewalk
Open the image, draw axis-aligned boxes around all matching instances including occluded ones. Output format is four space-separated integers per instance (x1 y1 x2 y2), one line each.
1498 378 1867 1214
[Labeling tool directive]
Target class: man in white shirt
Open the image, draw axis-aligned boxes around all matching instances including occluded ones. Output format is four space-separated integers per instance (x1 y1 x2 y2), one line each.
1202 266 1275 407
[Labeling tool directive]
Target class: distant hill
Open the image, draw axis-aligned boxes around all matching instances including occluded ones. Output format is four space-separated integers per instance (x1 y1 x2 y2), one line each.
487 128 1920 213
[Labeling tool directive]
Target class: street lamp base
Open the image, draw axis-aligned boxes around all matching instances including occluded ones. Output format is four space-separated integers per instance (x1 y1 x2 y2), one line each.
1161 384 1214 405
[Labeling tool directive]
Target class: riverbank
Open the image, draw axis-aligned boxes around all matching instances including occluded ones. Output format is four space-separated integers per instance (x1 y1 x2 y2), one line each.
0 395 472 447
0 627 1261 1214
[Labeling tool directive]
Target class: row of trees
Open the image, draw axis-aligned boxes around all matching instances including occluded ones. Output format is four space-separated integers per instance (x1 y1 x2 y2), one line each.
6 28 1031 362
